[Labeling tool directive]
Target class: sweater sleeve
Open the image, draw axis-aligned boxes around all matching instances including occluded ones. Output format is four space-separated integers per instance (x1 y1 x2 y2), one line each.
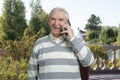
70 37 94 67
28 48 38 80
28 41 42 80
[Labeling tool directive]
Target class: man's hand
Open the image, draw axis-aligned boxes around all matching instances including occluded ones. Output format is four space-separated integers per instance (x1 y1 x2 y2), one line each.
61 23 74 40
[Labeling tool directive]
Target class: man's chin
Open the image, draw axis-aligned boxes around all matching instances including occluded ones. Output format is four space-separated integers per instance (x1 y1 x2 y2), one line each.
53 33 61 37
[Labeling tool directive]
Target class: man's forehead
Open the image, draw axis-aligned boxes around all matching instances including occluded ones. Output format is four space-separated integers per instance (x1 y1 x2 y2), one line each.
50 11 66 18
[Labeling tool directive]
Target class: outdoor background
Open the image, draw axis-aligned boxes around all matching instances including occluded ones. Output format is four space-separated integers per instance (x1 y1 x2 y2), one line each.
0 0 120 80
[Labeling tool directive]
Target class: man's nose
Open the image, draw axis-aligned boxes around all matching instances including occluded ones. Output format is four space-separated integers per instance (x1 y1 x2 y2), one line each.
54 20 59 25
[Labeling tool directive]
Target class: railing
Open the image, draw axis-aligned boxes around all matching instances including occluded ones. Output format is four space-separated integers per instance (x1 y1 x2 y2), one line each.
90 45 120 74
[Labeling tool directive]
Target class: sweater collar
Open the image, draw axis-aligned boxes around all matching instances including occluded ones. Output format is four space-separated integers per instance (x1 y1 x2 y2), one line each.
49 33 64 43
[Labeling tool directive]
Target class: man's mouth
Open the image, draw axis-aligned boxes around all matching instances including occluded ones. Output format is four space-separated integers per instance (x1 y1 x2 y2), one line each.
53 27 62 31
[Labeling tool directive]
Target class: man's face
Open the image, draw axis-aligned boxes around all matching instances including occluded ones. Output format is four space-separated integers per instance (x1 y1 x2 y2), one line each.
48 11 67 38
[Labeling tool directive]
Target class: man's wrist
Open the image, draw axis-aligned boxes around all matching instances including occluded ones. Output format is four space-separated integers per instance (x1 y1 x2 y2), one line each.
70 36 75 41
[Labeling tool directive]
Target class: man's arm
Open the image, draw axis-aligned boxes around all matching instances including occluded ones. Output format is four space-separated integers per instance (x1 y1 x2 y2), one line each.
70 37 94 67
28 47 38 80
62 23 94 66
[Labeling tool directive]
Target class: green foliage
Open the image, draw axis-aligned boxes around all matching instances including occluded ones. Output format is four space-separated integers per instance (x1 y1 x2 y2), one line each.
29 0 42 34
29 0 50 35
1 28 45 61
85 14 102 30
1 0 27 40
85 14 102 42
85 14 118 45
0 57 28 80
29 16 41 34
88 44 108 60
0 27 45 79
99 26 117 44
30 0 42 18
116 57 120 67
29 8 50 35
39 10 50 35
86 30 99 42
117 25 120 42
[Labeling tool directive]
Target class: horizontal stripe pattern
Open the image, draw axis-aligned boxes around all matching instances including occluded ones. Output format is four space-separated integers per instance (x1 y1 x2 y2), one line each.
40 51 76 59
70 37 94 66
38 59 79 67
39 65 79 73
28 35 94 80
39 79 81 80
38 72 80 79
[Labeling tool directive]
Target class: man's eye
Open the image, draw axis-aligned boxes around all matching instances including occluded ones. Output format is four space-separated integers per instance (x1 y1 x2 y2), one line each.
51 18 55 20
59 19 63 21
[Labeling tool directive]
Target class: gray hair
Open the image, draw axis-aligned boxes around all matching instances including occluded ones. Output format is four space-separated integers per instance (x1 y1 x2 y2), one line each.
48 7 69 20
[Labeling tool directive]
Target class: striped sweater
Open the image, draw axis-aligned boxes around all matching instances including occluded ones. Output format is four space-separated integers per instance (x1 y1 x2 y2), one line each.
28 34 94 80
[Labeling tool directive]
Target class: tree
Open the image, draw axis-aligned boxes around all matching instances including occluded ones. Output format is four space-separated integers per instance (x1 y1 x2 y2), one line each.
85 14 102 30
1 27 45 61
0 16 5 40
117 25 120 42
1 0 27 40
85 14 102 42
29 0 50 35
39 10 50 35
29 0 42 35
99 26 117 44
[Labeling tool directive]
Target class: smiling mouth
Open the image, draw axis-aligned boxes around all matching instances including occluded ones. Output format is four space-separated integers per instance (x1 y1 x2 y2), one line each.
53 27 62 30
54 29 61 32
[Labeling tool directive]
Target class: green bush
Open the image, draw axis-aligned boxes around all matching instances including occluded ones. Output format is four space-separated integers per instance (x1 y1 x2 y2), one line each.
0 57 28 80
116 57 120 68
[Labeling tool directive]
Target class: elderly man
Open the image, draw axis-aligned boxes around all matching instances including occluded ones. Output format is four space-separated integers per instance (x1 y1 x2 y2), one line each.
28 7 94 80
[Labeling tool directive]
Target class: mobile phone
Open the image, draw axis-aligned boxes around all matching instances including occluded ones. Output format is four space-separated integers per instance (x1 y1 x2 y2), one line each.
62 19 71 41
67 19 71 26
62 19 71 32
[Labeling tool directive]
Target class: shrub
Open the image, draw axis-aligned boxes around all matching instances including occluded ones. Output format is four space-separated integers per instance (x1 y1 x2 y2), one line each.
0 57 28 80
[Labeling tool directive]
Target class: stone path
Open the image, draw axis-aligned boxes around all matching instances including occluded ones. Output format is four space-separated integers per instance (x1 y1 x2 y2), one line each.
89 74 120 80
